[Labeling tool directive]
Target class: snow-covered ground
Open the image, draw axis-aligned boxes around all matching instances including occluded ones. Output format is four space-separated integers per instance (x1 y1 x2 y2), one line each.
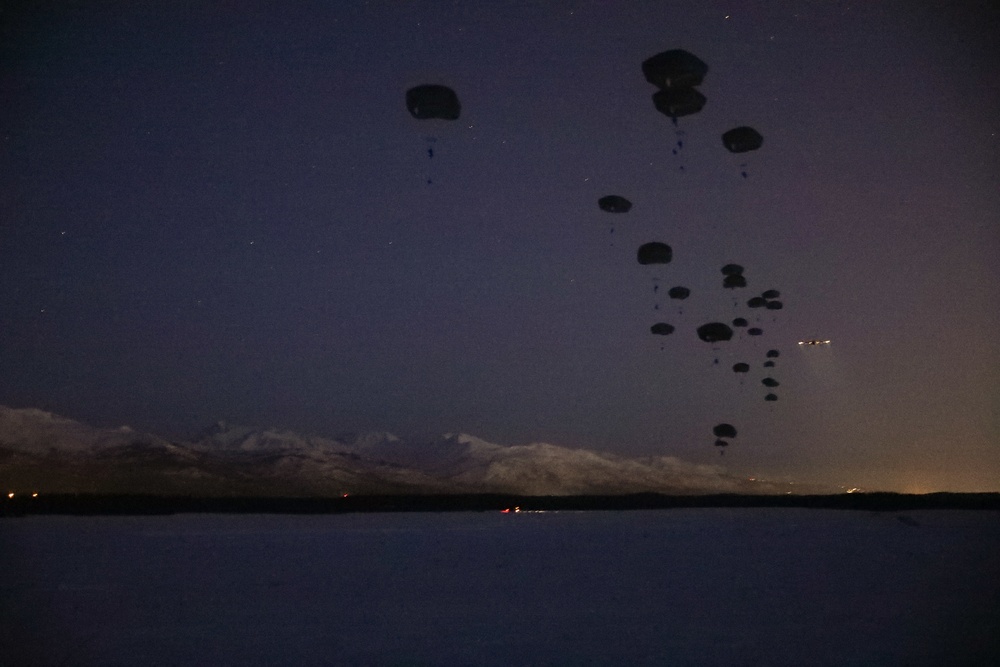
3 509 998 666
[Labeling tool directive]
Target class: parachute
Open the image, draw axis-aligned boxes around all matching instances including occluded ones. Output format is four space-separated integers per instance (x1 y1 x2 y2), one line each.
406 85 461 120
723 274 747 289
732 362 750 373
747 297 767 309
713 423 737 439
407 85 461 183
663 285 690 314
722 127 763 178
722 127 763 153
762 289 780 300
598 195 632 213
766 349 780 358
763 360 776 368
764 393 778 402
642 50 708 89
765 300 783 310
652 88 707 119
721 264 744 276
650 323 675 335
697 322 733 343
713 423 737 454
637 243 672 311
637 242 673 265
762 378 780 388
732 317 748 328
747 327 763 336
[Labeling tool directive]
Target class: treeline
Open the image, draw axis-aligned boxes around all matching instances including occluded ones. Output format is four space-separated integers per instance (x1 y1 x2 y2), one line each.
3 491 1000 517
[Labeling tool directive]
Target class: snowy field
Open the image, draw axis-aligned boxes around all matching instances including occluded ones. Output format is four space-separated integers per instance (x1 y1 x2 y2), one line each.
3 509 999 666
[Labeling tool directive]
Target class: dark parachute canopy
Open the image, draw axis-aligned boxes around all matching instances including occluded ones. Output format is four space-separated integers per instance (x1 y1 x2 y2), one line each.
747 327 763 336
714 439 729 450
598 195 632 213
766 301 784 310
766 349 780 358
763 360 776 368
722 127 763 153
723 274 747 289
652 88 707 119
713 423 737 439
642 50 708 89
721 263 744 276
697 322 733 343
406 85 461 120
650 323 675 335
762 289 781 299
747 297 767 308
668 286 690 300
637 242 673 265
764 393 778 402
732 317 748 327
762 377 780 388
732 362 750 373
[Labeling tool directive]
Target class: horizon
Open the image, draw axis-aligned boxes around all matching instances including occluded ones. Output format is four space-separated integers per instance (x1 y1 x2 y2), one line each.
3 403 997 495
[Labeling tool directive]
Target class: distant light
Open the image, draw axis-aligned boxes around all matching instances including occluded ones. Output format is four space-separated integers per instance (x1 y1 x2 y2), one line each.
32 492 38 498
7 492 13 499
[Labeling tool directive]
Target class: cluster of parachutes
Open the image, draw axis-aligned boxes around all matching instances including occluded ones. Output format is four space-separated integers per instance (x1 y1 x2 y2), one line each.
640 49 763 176
642 49 708 123
624 50 778 453
619 228 787 453
405 49 776 455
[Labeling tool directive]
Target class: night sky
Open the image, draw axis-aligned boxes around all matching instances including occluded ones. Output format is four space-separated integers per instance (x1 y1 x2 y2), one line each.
3 1 998 492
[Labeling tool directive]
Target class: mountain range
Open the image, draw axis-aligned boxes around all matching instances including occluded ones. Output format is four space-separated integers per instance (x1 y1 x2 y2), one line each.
0 405 833 496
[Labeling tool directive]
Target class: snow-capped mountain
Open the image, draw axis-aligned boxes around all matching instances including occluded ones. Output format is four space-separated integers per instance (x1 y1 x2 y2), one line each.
0 406 815 496
0 406 175 453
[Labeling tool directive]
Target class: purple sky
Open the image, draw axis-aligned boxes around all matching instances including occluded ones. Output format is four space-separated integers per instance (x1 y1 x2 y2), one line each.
3 1 998 491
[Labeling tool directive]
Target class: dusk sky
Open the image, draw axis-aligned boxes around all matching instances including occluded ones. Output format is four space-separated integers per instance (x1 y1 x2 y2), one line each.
3 1 998 492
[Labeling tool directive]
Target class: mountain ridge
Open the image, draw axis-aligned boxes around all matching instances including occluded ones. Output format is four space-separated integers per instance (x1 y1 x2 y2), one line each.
0 405 831 496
